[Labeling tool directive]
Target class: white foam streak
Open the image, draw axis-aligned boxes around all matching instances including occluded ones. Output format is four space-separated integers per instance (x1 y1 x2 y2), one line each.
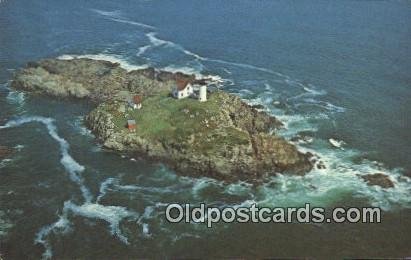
64 201 138 244
0 116 92 202
296 98 346 113
146 32 207 61
146 32 174 48
6 90 25 106
97 178 117 203
110 18 155 29
90 8 155 30
207 57 276 74
145 32 277 75
136 44 151 56
35 214 71 260
71 116 93 137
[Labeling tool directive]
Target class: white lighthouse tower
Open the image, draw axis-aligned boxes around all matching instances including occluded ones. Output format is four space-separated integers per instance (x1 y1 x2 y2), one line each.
198 85 207 102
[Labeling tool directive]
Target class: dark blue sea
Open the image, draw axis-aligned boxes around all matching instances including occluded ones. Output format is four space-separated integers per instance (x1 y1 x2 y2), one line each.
0 0 411 258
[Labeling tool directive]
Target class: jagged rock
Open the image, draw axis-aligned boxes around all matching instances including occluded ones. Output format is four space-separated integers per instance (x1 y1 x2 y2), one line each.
290 131 315 144
316 161 326 169
361 173 395 189
250 104 265 110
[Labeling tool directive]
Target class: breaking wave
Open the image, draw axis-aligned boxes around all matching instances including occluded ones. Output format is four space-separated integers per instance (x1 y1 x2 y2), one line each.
0 116 142 257
58 53 225 87
136 44 151 56
6 90 25 106
64 201 138 244
90 8 155 30
0 116 92 202
58 53 149 71
71 116 93 137
145 32 277 74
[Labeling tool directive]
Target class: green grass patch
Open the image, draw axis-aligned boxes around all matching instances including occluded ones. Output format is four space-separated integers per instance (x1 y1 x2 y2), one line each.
97 91 251 155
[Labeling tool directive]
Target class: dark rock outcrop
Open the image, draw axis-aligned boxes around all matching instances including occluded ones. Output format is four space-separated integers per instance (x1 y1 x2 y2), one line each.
361 173 395 189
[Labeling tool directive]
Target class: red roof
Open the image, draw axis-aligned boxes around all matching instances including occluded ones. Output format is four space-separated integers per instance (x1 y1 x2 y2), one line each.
133 95 143 104
176 79 189 91
127 120 136 130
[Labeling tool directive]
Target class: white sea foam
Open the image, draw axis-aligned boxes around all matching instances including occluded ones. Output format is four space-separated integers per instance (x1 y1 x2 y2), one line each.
0 116 92 202
57 53 149 71
279 144 411 210
146 32 205 61
110 18 155 29
97 178 118 203
155 115 411 212
222 68 232 75
90 8 155 30
90 9 122 17
136 44 151 56
210 160 411 211
14 144 25 150
71 116 93 137
6 90 25 105
64 201 138 244
113 183 176 195
136 206 155 237
160 64 224 85
208 58 277 75
0 158 13 168
35 214 71 260
287 85 326 101
58 53 225 86
56 54 75 60
276 113 319 135
329 138 345 149
35 174 144 258
303 85 327 95
145 32 279 75
146 32 178 48
295 98 346 113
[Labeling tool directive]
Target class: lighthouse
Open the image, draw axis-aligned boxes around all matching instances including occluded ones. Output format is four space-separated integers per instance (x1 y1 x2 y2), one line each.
198 85 207 102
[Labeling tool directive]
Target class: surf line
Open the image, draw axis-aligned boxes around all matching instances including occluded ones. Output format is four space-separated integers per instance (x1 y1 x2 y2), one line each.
0 116 92 202
1 116 141 258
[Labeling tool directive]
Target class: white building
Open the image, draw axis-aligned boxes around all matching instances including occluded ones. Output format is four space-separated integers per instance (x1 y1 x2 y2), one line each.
133 95 143 109
198 85 207 102
172 79 194 99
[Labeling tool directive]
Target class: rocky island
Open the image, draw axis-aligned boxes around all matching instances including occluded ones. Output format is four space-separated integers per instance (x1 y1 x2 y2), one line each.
11 57 315 181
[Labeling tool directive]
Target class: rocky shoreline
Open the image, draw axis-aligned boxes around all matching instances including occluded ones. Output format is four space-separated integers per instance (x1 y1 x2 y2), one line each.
10 57 397 187
8 58 395 189
11 58 315 181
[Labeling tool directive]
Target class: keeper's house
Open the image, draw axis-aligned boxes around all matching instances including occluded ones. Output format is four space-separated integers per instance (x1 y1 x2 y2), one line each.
172 79 193 99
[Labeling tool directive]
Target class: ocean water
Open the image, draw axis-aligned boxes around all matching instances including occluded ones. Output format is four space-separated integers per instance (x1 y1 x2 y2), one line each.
1 0 411 258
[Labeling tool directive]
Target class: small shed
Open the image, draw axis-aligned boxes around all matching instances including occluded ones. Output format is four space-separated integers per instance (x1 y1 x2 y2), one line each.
127 120 136 130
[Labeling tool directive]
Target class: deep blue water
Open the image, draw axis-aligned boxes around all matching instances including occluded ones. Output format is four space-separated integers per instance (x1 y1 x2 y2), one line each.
1 0 411 258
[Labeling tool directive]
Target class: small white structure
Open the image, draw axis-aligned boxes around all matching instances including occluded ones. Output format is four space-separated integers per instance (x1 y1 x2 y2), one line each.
128 95 143 110
172 79 193 99
198 85 207 102
133 95 143 109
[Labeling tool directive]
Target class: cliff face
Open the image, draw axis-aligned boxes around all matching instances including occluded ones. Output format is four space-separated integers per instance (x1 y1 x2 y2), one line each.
12 58 313 181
